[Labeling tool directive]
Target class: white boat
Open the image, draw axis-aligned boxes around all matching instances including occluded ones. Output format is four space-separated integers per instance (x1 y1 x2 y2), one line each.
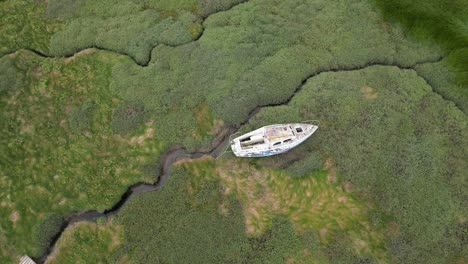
230 122 318 157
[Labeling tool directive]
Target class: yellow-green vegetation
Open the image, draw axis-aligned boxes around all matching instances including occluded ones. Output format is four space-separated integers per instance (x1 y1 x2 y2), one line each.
0 50 164 260
181 157 388 261
0 0 61 56
45 218 126 264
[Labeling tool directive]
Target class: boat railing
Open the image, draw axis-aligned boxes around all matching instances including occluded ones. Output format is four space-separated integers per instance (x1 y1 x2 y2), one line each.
302 120 320 126
216 131 240 160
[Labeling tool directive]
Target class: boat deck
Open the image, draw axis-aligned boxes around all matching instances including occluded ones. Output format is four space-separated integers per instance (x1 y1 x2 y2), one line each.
265 126 294 140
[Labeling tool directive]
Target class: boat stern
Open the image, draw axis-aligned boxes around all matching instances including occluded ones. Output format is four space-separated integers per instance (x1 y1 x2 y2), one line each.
230 139 241 156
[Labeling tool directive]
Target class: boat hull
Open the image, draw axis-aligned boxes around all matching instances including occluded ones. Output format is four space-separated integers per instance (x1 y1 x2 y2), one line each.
230 123 318 157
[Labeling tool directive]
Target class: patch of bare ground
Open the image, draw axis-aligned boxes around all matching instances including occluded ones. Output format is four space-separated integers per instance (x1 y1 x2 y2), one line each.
457 215 466 223
319 227 329 243
64 48 97 64
208 119 224 135
361 85 379 100
9 211 19 225
127 120 155 145
386 221 401 237
324 158 337 183
7 51 17 59
218 202 230 216
354 238 369 253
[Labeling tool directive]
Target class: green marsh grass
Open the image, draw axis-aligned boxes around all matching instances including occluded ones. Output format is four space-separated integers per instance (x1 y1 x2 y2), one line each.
1 0 466 262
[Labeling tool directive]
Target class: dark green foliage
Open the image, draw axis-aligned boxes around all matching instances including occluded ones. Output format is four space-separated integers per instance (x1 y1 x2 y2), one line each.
69 100 97 133
0 56 22 96
191 180 223 211
1 0 247 63
374 0 468 84
49 10 194 65
35 213 65 256
285 151 323 178
246 218 303 263
2 0 466 262
448 48 468 84
111 101 146 135
437 221 468 262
